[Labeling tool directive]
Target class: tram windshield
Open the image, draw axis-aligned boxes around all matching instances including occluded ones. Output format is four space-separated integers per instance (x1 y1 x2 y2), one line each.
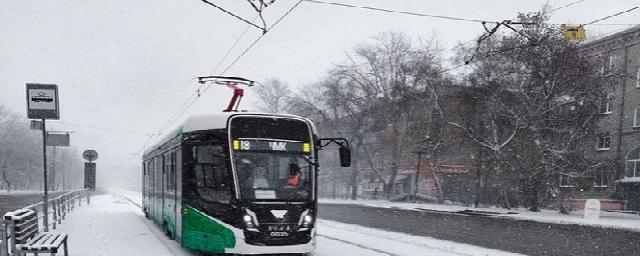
230 116 315 202
234 151 312 201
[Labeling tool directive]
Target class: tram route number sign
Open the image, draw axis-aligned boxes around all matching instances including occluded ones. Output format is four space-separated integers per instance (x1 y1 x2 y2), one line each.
26 83 59 120
234 139 310 154
84 162 96 190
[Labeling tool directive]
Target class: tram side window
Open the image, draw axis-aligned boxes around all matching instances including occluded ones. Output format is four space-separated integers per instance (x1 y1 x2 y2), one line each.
165 152 177 190
193 145 231 203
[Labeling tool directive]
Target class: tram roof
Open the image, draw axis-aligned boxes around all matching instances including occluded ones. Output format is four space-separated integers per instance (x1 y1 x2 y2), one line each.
143 112 316 156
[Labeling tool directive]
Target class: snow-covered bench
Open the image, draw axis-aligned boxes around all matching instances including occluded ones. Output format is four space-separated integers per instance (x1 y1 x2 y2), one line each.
3 209 68 256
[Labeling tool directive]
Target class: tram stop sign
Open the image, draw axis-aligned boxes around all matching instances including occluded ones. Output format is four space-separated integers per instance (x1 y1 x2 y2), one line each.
26 83 59 120
83 150 98 162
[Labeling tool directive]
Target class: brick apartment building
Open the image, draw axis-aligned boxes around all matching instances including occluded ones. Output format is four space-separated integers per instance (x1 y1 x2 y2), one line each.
563 25 640 210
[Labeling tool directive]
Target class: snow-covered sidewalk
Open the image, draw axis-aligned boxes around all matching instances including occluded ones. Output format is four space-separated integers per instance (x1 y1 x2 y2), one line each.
55 194 191 256
320 198 640 232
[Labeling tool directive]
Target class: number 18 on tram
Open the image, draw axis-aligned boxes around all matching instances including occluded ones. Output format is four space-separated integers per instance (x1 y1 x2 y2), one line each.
142 113 351 255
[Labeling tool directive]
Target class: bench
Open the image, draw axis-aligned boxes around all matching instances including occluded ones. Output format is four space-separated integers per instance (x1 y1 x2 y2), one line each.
3 209 68 256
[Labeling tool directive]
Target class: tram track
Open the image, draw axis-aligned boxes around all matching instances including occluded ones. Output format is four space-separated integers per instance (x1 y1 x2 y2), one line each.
316 234 399 256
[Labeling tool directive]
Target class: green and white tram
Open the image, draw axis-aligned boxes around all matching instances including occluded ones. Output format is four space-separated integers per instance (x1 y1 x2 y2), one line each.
142 112 350 255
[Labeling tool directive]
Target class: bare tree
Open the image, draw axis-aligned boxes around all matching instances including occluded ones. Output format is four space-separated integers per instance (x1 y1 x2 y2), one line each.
447 11 621 210
254 78 293 113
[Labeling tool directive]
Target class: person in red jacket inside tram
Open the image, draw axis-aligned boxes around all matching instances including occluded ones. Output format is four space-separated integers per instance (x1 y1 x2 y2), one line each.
287 162 301 187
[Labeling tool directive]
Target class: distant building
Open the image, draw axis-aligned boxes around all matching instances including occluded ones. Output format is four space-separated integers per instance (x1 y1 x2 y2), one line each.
567 25 640 210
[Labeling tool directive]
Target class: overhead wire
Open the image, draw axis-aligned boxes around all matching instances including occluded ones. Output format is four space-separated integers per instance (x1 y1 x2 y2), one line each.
301 0 491 23
584 6 638 26
303 0 638 27
547 0 588 15
200 0 266 32
428 4 640 76
16 115 152 136
208 15 259 75
145 2 639 154
141 0 304 154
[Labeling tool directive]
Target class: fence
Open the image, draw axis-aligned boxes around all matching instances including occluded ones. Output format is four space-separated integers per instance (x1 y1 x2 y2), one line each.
0 189 89 256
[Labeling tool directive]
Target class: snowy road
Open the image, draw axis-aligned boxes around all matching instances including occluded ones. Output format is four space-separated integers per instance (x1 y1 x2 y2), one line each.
319 202 640 256
55 192 522 256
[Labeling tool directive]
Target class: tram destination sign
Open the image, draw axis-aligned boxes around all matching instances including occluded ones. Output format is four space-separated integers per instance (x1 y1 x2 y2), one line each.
26 83 59 120
233 139 310 154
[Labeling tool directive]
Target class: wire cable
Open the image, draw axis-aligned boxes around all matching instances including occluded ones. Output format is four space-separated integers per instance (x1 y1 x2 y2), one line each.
144 0 304 151
547 0 588 15
585 6 638 26
301 0 491 23
200 0 266 32
209 15 259 76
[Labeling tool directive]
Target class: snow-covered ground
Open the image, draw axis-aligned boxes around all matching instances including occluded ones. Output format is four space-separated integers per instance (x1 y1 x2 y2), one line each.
320 198 640 232
316 220 523 256
56 194 191 256
85 190 524 256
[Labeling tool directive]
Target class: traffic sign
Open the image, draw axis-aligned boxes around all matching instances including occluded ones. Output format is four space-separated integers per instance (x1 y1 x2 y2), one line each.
83 150 99 162
26 83 59 120
46 133 70 147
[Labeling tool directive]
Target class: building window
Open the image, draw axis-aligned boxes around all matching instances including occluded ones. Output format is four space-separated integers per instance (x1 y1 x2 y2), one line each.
593 167 608 188
608 55 616 70
597 134 611 150
636 67 640 88
560 174 576 188
600 95 613 114
635 107 640 128
626 146 640 178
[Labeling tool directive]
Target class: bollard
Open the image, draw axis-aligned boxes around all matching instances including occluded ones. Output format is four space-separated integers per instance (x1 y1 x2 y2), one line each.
51 200 57 230
1 221 8 256
87 190 90 205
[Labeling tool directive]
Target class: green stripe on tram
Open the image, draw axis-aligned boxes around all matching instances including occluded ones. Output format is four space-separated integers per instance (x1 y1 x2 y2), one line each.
181 204 236 253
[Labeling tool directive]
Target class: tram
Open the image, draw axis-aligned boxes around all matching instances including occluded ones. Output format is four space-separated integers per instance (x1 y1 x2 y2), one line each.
142 111 351 255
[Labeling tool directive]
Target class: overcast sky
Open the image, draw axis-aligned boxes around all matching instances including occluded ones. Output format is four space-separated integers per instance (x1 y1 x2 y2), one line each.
1 0 638 189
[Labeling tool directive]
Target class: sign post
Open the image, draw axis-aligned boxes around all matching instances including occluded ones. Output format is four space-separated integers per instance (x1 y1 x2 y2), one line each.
26 83 59 232
83 150 98 205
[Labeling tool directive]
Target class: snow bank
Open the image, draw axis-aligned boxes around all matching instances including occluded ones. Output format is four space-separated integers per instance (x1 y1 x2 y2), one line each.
320 198 640 232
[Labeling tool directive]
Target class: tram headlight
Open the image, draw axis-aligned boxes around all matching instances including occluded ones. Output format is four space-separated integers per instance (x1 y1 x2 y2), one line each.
302 215 313 228
243 215 255 228
300 211 313 229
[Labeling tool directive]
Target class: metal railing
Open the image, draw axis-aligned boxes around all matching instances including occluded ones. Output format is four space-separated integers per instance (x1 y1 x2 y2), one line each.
0 189 89 256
